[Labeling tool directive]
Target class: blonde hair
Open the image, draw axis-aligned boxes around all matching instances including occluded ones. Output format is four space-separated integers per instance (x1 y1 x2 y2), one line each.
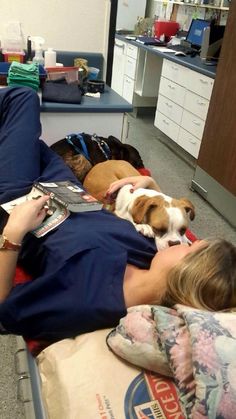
162 239 236 311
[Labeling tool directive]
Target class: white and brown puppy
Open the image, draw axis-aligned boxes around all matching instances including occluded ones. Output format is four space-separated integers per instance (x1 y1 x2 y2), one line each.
83 160 195 250
114 184 194 250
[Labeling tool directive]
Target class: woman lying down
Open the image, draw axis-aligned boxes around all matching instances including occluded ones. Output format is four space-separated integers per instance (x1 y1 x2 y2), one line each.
0 86 236 342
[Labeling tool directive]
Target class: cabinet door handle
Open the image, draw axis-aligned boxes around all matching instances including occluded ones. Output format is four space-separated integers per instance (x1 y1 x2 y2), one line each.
166 102 172 108
125 79 132 84
168 84 175 90
163 119 169 125
197 100 206 106
199 79 208 85
190 139 197 144
192 120 200 126
115 42 125 49
171 65 179 71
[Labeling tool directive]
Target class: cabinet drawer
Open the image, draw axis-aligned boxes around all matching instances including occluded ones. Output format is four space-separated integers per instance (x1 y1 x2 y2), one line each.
184 69 214 100
155 111 179 143
184 90 209 121
123 75 135 104
114 40 126 55
159 76 186 106
162 59 188 86
181 109 205 140
126 44 138 60
157 94 183 125
178 127 201 158
125 56 137 79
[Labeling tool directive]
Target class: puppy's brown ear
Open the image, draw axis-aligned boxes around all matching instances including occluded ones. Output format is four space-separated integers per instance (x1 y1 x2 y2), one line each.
131 196 149 223
179 198 195 221
131 196 156 224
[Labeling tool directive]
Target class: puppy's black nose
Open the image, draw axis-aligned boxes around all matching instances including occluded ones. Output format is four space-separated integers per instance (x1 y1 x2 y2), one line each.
168 240 181 247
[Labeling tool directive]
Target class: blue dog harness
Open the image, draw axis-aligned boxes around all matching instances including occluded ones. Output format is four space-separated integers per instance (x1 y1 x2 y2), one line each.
91 134 112 160
66 133 112 162
66 133 91 161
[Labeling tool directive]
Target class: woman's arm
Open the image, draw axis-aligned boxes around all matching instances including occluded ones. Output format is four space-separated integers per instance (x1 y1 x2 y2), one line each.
106 175 161 197
0 195 49 303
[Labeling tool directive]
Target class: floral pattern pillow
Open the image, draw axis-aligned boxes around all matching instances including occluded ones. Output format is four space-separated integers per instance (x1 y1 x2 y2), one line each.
107 305 172 377
177 306 236 418
152 306 195 416
108 305 236 419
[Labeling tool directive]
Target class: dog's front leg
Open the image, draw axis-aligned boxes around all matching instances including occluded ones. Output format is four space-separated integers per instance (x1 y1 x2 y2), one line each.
133 223 155 238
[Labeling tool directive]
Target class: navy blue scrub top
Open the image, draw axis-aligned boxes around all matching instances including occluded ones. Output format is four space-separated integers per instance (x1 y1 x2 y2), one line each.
0 139 157 341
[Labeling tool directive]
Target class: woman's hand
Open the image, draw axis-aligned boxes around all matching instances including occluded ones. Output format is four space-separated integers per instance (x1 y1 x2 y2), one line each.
0 195 50 304
106 176 161 197
3 195 50 243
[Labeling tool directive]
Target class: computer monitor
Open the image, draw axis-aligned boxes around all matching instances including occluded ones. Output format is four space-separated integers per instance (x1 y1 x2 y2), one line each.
200 22 225 62
186 19 211 49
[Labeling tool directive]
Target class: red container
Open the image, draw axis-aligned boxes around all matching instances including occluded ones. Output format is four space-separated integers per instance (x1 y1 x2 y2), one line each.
154 21 179 40
3 51 25 63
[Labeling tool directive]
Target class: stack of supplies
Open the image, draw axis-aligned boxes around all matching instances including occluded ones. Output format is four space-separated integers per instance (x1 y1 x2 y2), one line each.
7 61 40 91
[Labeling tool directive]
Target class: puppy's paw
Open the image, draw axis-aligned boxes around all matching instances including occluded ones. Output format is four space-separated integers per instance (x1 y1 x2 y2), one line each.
135 223 154 238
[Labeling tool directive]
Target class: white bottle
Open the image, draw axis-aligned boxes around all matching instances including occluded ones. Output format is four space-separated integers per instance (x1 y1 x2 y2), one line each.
44 48 56 68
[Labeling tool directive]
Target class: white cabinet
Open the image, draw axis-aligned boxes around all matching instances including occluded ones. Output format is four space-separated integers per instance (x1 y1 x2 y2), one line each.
123 75 135 103
111 38 163 106
178 128 201 157
157 95 183 125
159 76 186 106
154 59 214 158
122 44 138 104
156 113 180 143
183 68 214 100
184 90 210 120
112 41 138 104
111 39 126 96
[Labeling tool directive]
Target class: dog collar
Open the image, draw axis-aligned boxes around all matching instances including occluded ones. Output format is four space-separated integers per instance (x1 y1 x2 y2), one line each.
91 134 111 160
66 134 91 162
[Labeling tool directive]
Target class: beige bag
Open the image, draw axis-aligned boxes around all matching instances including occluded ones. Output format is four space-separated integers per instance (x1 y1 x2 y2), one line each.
37 329 183 419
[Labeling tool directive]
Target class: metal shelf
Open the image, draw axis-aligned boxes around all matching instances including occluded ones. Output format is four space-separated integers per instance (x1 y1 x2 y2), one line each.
154 0 229 11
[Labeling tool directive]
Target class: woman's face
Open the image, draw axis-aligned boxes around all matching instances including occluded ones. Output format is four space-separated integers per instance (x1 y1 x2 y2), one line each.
151 240 207 272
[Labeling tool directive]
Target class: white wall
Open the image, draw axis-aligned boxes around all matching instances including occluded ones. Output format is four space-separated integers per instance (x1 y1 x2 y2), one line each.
0 0 111 56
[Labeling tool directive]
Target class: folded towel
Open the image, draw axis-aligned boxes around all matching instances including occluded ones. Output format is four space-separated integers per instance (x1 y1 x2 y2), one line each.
7 61 40 91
